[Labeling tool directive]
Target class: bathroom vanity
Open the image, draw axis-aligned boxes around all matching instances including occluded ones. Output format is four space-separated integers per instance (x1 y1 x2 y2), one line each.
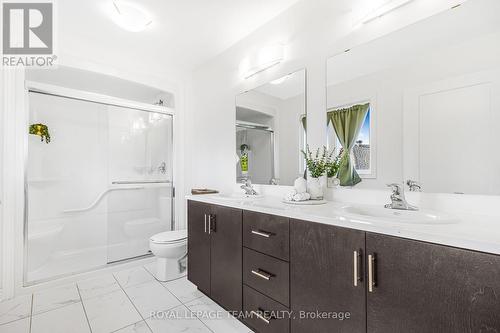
187 196 500 333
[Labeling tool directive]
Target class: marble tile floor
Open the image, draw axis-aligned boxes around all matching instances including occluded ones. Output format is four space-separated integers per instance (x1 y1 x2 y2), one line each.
0 263 254 333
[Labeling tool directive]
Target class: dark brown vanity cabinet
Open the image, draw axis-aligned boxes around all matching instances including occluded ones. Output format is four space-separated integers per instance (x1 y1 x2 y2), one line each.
290 219 367 333
290 221 500 333
187 200 243 312
188 201 500 333
365 233 500 333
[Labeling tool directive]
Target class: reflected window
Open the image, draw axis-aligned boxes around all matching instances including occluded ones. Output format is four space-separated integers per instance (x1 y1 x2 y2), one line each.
327 105 373 177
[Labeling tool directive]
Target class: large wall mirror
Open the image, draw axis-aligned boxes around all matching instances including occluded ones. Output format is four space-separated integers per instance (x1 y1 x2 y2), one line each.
235 69 306 185
326 0 500 195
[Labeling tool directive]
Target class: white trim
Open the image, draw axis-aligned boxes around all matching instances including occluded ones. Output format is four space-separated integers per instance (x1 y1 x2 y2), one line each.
2 69 27 300
25 81 175 115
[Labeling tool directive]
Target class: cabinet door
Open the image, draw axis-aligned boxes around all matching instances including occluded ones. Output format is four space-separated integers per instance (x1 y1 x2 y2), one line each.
187 200 211 294
210 205 243 312
290 219 366 333
366 233 500 333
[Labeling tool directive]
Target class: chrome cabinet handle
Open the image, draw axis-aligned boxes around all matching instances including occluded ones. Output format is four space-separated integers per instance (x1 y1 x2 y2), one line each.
250 310 271 324
208 214 216 234
368 254 376 292
208 215 211 234
251 230 272 238
353 250 362 287
251 269 272 281
204 214 207 233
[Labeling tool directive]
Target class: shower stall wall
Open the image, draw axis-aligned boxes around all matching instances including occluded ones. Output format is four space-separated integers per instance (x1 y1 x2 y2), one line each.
26 90 173 284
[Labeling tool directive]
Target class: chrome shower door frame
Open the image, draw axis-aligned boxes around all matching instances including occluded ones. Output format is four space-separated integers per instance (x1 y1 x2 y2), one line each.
23 81 175 286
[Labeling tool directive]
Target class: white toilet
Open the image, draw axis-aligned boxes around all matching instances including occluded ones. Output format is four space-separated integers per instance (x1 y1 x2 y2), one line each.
149 229 188 282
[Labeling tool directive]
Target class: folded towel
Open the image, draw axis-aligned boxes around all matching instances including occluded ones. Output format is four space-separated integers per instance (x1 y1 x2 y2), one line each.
294 177 307 193
292 192 311 202
284 189 297 201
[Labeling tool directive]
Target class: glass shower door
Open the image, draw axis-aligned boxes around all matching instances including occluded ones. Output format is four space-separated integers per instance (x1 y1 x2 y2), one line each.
236 127 274 184
106 106 173 263
26 91 173 284
26 92 109 283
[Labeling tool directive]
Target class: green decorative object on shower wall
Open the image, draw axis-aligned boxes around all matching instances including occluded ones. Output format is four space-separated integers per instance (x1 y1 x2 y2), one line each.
240 144 249 174
29 123 51 143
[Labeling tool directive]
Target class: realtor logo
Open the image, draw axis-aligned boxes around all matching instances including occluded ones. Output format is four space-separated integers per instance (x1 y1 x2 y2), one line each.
2 1 56 67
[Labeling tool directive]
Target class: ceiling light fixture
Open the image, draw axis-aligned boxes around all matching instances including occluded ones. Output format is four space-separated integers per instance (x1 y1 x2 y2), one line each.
243 44 285 79
112 0 152 32
361 0 415 24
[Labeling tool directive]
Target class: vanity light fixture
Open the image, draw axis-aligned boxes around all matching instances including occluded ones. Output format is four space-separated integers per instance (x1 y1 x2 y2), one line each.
244 44 285 79
361 0 415 24
112 0 153 32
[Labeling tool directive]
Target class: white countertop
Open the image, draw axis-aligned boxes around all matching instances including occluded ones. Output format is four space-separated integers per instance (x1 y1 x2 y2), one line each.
186 194 500 256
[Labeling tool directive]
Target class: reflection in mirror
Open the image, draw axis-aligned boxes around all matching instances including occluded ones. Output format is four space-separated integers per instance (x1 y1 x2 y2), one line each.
235 69 306 185
326 0 500 194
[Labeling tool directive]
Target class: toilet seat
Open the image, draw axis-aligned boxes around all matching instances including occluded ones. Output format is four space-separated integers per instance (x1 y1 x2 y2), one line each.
150 230 187 244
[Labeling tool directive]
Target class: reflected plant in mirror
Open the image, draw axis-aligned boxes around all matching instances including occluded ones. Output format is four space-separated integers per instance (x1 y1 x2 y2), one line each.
235 69 306 186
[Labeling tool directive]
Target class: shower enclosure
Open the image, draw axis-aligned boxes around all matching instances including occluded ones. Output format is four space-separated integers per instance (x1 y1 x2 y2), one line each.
236 124 275 184
25 89 173 284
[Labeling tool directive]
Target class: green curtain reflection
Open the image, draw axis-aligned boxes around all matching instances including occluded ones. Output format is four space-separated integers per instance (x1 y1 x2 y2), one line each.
327 103 369 186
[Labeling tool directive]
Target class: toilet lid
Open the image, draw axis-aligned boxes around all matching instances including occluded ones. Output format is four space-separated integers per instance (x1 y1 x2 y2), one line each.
150 229 187 244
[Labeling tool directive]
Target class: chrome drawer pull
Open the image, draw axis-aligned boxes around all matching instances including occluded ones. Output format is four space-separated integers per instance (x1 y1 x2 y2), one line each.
251 230 272 238
251 269 272 281
204 214 207 233
208 215 211 235
353 250 362 287
368 254 376 292
250 310 271 324
353 251 358 287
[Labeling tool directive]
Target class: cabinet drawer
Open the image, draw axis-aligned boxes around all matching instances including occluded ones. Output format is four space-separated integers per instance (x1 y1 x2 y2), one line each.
243 211 289 261
243 285 290 333
243 248 289 306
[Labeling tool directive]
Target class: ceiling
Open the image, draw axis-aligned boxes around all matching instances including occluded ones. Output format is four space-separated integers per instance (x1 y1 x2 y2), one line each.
58 0 302 77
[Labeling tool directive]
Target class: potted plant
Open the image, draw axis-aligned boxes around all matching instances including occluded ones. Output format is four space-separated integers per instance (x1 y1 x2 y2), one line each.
326 148 342 188
301 145 330 199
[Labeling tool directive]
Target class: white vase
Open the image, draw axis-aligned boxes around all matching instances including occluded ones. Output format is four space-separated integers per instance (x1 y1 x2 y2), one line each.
327 177 340 188
307 177 323 200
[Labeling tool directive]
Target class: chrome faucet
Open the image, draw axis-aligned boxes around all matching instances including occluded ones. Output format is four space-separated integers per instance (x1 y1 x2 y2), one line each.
158 162 167 174
384 183 418 211
406 179 422 192
241 179 258 196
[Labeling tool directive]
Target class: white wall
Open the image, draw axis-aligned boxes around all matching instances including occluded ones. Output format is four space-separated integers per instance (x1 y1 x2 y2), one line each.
186 0 461 194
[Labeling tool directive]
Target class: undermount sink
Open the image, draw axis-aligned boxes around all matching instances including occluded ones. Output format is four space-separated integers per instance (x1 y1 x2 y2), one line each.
216 193 264 201
341 204 458 224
